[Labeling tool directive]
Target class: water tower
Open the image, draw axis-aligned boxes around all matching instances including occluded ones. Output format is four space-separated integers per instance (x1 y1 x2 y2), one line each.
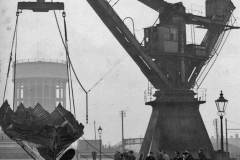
13 59 67 112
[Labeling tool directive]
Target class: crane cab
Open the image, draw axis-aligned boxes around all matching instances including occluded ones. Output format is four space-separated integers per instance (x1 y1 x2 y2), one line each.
185 44 207 58
144 24 208 59
144 25 179 56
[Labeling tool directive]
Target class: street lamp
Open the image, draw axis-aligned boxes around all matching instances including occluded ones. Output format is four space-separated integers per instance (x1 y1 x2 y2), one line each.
98 126 103 160
215 90 228 152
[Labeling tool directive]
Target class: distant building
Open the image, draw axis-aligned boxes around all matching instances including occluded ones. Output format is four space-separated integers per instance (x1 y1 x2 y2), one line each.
211 134 240 160
124 138 143 153
13 59 68 112
77 139 116 159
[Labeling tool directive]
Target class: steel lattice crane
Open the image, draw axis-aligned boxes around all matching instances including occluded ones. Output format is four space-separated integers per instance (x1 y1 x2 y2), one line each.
85 0 238 159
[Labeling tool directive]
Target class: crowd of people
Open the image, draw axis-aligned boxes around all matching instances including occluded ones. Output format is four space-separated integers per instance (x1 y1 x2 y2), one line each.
114 150 136 160
114 149 207 160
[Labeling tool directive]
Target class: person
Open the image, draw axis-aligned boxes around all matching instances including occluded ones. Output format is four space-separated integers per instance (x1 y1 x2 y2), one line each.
146 152 156 160
173 151 182 160
128 150 136 160
156 150 164 160
162 151 170 160
139 153 144 160
184 151 193 160
182 152 187 160
92 151 97 160
122 151 129 160
198 149 207 160
120 153 124 160
114 151 122 160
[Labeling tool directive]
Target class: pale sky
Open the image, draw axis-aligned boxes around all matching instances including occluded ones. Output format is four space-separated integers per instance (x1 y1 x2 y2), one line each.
0 0 240 145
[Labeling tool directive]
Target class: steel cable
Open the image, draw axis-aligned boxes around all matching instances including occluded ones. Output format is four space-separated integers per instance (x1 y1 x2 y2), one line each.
3 11 20 103
197 17 236 88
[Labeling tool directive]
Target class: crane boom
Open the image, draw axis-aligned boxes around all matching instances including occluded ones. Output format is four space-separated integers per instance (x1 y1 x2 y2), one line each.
86 0 171 89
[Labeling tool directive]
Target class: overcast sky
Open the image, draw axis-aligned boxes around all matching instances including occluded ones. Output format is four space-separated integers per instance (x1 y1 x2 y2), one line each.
1 0 240 145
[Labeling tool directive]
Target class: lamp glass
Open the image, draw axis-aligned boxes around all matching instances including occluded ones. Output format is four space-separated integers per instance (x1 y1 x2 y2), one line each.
215 91 228 116
98 126 102 135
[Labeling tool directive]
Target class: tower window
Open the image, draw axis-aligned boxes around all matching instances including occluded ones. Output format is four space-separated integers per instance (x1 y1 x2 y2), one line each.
164 27 178 41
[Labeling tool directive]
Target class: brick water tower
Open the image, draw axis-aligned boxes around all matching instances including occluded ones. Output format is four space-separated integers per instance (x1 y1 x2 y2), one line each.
13 59 67 112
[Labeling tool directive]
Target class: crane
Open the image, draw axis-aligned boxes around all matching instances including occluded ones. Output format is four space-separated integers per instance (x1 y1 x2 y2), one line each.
85 0 238 158
1 0 238 159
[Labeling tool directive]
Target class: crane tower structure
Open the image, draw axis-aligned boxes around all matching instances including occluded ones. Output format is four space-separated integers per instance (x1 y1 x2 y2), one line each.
85 0 238 159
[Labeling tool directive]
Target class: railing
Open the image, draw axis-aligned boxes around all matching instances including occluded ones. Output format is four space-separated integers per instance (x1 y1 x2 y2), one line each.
194 88 207 102
144 82 156 103
16 58 66 64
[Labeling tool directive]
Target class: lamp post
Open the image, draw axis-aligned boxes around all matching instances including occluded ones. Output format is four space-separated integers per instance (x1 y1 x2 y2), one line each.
98 126 103 160
215 90 228 153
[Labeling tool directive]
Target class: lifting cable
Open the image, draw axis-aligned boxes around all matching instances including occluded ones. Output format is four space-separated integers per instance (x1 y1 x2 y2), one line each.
112 0 120 7
52 8 86 92
108 0 120 7
196 27 227 83
2 11 20 107
62 11 72 113
196 17 233 87
197 18 235 88
66 51 72 113
87 58 124 93
13 12 19 111
196 31 226 86
53 8 124 124
85 58 124 122
52 8 88 122
62 11 76 116
195 33 225 86
53 1 125 123
197 29 232 88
